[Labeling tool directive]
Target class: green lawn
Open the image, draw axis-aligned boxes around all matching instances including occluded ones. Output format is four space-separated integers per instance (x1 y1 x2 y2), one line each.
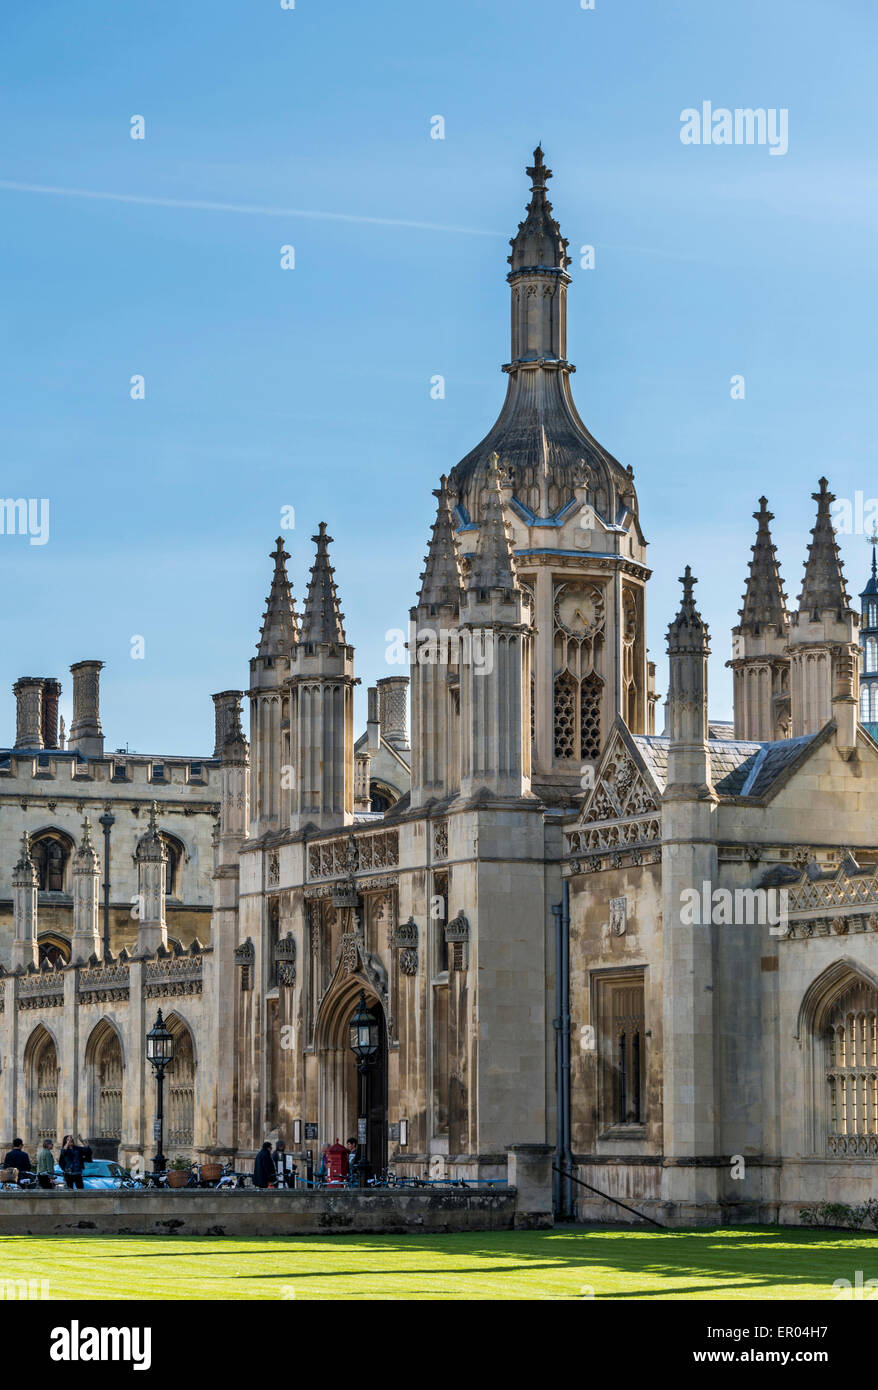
2 1226 878 1300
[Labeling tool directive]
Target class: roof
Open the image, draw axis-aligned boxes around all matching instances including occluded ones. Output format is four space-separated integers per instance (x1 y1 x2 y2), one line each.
632 732 816 799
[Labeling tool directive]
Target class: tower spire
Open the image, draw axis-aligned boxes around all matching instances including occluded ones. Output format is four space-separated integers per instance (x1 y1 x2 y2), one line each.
797 478 853 618
737 497 789 635
257 535 298 657
417 475 464 609
507 145 571 275
302 523 346 645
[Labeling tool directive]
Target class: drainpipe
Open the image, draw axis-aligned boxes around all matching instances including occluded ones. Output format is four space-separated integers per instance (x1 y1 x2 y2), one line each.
561 879 573 1218
552 900 563 1217
552 881 573 1219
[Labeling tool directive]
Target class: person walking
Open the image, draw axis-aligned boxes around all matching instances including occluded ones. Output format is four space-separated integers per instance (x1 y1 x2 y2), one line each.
2 1138 31 1183
36 1140 55 1190
59 1133 92 1190
252 1141 275 1189
273 1140 294 1188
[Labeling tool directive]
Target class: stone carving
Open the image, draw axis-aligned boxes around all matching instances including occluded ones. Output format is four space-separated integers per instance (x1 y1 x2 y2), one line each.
276 933 296 988
308 829 399 881
144 952 203 999
393 917 419 976
445 912 470 972
433 819 448 862
235 937 255 991
609 897 627 936
267 851 280 887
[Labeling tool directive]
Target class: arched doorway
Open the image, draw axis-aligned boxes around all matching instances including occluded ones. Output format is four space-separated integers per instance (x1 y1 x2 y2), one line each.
85 1021 124 1159
25 1025 59 1146
165 1015 196 1152
316 981 388 1174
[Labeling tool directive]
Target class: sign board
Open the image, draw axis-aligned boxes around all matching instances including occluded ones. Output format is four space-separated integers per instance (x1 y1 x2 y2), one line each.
153 1121 162 1141
388 1123 400 1142
357 1116 368 1144
304 1122 318 1141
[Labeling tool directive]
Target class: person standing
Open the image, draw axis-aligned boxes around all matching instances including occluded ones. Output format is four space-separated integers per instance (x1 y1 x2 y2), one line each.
36 1139 55 1190
252 1141 275 1189
59 1133 92 1190
2 1138 31 1183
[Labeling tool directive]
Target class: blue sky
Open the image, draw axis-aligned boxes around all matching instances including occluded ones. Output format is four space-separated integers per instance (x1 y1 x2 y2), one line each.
1 0 876 752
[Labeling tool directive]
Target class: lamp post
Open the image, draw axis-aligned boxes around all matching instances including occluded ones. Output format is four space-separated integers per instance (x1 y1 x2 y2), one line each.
146 1009 174 1175
349 989 379 1186
98 808 115 960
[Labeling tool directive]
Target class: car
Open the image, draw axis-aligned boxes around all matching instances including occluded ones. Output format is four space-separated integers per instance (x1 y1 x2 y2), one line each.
53 1160 130 1190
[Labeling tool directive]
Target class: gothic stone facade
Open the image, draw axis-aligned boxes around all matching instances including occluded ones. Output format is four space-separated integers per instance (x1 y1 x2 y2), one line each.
1 151 876 1224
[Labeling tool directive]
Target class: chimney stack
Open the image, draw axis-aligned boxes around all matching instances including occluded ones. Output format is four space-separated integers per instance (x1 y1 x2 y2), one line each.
213 690 245 758
68 660 104 758
41 678 61 749
376 676 410 752
13 678 45 749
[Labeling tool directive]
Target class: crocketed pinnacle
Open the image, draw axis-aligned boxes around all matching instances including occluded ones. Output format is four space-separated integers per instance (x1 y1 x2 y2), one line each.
508 146 571 273
302 523 346 644
737 497 789 635
667 567 710 653
257 536 299 658
797 478 853 618
417 475 464 609
75 816 99 870
467 458 520 594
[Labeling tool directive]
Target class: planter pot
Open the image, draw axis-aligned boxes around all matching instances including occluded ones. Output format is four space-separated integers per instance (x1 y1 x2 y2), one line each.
167 1170 189 1188
200 1164 222 1183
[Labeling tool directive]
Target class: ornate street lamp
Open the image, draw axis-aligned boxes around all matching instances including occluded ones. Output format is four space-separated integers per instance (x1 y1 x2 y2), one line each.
146 1009 174 1174
349 990 379 1186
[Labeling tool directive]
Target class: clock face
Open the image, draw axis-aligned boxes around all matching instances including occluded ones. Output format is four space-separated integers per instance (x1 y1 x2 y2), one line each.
554 583 604 638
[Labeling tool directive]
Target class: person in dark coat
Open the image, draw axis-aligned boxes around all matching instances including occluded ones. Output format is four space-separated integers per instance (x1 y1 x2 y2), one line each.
59 1134 92 1190
2 1139 31 1183
253 1141 275 1189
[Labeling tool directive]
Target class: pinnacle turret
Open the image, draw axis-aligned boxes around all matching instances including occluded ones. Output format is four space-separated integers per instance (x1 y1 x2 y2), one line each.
257 536 299 658
736 497 789 636
417 476 463 610
667 567 710 654
467 459 519 595
302 523 346 644
508 146 571 273
797 478 853 618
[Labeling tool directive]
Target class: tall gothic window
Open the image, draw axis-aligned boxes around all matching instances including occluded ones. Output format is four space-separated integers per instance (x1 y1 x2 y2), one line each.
595 972 646 1132
867 637 878 672
160 834 183 898
87 1022 123 1142
167 1022 195 1149
34 1032 59 1142
31 832 71 893
553 581 605 763
826 982 878 1156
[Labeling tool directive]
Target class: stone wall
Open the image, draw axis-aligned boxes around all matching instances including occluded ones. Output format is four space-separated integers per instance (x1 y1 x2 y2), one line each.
0 1187 518 1236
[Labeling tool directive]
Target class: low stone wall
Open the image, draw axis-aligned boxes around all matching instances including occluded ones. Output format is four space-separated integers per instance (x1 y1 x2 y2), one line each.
0 1187 519 1237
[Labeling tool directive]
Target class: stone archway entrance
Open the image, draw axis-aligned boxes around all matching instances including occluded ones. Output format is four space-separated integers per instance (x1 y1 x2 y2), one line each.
315 979 388 1174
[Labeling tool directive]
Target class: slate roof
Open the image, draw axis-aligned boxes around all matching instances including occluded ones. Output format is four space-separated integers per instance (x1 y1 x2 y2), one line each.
632 732 816 800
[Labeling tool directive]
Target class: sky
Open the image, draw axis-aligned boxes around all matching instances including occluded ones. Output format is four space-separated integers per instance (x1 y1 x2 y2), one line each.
1 0 877 753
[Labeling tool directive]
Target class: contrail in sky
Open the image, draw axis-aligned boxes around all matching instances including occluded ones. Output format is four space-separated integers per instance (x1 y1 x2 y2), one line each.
0 179 501 237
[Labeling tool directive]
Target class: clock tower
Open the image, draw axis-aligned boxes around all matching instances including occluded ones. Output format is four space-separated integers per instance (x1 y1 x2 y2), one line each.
445 148 654 800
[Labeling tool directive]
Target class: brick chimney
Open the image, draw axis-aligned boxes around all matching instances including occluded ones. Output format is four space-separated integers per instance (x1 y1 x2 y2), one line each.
41 678 61 749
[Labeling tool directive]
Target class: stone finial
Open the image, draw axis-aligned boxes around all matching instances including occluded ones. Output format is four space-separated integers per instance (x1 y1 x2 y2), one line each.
257 536 299 658
74 816 100 871
12 832 36 884
797 478 853 618
467 458 520 595
736 497 789 636
507 145 571 273
667 567 710 655
416 475 464 610
136 802 166 862
301 523 346 645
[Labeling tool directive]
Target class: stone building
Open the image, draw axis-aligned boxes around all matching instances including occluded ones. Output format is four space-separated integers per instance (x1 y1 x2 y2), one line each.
2 148 877 1224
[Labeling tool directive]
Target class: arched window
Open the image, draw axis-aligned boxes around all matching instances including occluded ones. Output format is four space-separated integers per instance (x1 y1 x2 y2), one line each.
867 637 878 673
26 1026 59 1145
369 782 398 813
166 1017 195 1150
86 1022 123 1143
37 934 70 968
159 834 183 898
31 831 73 893
826 981 878 1156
